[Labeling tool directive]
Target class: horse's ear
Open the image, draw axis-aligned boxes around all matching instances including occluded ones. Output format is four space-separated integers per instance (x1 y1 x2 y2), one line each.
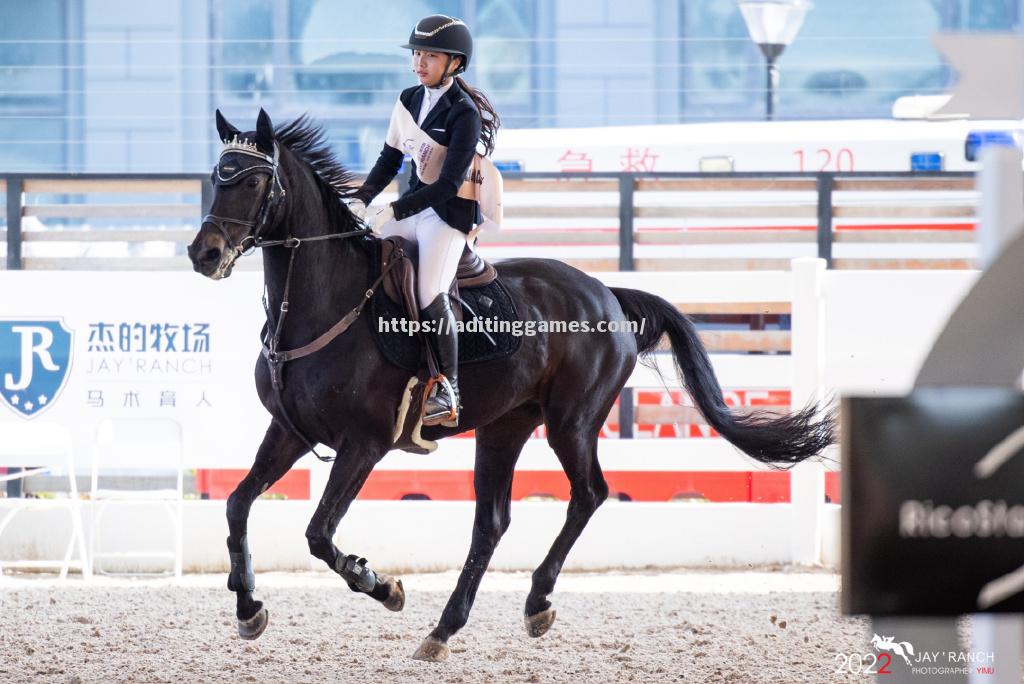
255 108 274 152
215 109 240 143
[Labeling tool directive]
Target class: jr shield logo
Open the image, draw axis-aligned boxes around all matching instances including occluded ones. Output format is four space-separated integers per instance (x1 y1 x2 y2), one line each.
0 320 73 419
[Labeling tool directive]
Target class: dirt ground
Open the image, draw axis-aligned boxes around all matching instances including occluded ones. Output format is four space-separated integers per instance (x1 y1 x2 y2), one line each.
0 567 874 683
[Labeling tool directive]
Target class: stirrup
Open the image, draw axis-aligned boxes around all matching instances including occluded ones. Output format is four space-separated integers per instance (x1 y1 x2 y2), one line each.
421 374 459 427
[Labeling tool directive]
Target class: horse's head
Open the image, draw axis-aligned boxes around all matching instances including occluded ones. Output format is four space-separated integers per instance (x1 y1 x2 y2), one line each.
189 108 286 279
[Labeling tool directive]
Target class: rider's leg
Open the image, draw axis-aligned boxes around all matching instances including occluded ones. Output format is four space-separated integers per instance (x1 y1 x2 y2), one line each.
415 209 468 426
420 292 459 425
414 209 467 308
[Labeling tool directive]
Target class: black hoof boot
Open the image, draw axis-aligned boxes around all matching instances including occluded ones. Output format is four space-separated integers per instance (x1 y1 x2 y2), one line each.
228 535 267 639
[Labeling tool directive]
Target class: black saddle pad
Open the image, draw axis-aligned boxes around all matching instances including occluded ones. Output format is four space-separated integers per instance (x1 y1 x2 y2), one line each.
368 253 522 373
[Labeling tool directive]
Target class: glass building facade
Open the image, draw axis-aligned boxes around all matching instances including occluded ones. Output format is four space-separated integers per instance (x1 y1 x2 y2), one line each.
0 0 1021 173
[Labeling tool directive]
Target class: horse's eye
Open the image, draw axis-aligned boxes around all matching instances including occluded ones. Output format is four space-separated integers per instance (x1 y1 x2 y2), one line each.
247 176 260 188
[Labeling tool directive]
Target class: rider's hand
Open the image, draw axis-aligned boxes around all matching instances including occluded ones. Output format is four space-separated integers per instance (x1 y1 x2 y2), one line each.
371 205 395 234
347 199 369 222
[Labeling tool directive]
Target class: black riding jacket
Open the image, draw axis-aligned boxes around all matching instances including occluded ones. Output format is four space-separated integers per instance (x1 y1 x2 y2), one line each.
355 80 483 234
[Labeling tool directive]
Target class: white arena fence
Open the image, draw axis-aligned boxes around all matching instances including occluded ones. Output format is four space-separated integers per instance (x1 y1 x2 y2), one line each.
0 170 979 272
0 261 978 574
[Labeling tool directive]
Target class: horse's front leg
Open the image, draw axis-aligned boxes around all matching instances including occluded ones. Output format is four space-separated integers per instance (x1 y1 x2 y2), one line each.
305 441 405 612
226 420 309 639
412 405 541 662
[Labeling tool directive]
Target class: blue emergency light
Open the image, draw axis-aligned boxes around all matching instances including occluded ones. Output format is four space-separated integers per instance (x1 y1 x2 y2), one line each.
910 152 944 171
493 160 522 173
965 130 1020 162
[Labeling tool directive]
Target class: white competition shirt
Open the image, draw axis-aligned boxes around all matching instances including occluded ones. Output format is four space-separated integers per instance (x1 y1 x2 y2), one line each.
417 79 454 126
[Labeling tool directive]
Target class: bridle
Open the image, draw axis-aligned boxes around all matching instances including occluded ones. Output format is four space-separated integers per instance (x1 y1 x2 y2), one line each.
201 139 404 461
201 142 290 274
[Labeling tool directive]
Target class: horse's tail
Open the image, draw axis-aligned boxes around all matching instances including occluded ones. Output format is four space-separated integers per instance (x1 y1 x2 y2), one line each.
610 286 835 466
900 642 915 656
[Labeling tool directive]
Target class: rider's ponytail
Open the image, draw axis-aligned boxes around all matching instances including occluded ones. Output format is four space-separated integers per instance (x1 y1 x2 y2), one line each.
454 76 500 157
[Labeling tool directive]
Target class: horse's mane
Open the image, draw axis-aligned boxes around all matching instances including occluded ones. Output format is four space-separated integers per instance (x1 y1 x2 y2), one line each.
274 115 361 229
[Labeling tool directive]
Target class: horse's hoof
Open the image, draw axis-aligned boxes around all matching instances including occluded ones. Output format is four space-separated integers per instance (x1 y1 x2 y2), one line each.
237 607 269 640
525 608 556 638
381 576 405 612
411 636 450 662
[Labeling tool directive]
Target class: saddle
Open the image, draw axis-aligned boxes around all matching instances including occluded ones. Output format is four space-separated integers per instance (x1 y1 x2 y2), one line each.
379 236 497 322
370 236 519 455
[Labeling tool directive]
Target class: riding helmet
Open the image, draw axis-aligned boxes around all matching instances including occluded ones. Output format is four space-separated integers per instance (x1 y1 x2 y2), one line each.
400 14 473 74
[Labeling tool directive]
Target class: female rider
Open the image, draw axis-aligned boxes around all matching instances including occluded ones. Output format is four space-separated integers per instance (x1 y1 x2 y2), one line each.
349 14 500 428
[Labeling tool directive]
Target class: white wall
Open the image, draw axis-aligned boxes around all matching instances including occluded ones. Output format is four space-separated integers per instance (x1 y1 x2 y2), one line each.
0 265 975 571
0 499 841 574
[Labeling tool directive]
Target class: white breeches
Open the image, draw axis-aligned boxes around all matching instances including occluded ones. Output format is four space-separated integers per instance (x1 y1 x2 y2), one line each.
379 207 468 308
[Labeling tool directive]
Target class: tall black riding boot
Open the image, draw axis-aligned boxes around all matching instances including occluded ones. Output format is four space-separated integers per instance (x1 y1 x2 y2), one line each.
420 293 461 427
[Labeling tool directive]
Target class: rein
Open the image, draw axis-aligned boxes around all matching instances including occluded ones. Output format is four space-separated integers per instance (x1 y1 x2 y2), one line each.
258 229 404 462
208 141 405 462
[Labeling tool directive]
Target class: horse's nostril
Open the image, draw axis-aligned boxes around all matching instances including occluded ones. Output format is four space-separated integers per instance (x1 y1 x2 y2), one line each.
199 247 222 264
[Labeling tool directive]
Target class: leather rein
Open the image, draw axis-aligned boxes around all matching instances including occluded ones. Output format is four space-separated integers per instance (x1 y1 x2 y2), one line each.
205 142 405 461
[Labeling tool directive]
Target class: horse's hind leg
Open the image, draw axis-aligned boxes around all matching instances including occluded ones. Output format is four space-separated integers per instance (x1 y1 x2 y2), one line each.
524 421 609 638
227 420 309 639
304 442 404 612
413 404 542 662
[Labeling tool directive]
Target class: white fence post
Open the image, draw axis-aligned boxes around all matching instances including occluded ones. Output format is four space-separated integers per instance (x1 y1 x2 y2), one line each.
968 144 1024 684
790 257 827 565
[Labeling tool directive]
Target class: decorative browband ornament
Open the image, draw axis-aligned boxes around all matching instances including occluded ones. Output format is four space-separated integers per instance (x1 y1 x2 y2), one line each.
215 135 280 185
222 134 265 156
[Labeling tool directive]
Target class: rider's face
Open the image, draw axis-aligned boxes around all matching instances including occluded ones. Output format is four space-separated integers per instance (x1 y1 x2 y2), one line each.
412 50 460 86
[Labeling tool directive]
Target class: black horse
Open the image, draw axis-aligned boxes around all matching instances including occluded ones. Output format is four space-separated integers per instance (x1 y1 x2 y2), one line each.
188 109 834 662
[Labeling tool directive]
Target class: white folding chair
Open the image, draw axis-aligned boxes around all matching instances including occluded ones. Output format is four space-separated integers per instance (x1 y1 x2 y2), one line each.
0 422 90 580
90 418 183 578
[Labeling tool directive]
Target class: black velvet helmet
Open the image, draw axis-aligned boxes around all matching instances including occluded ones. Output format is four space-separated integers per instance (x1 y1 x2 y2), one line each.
400 14 473 74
